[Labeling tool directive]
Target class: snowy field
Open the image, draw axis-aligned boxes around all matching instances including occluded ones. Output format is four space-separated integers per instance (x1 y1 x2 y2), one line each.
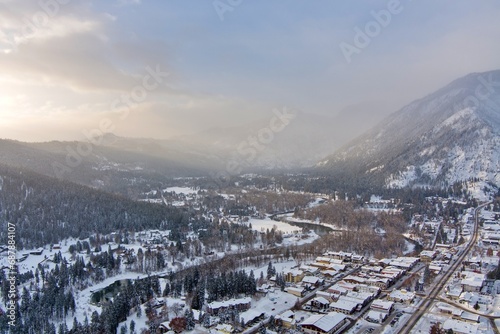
245 217 302 234
163 186 201 195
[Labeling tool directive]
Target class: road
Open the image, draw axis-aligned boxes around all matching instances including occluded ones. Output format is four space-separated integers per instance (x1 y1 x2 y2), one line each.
399 202 490 333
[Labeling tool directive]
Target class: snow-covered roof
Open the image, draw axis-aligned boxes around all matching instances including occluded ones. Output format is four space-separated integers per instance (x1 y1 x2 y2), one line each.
285 286 305 294
208 297 251 310
302 276 320 284
389 289 415 301
286 269 303 276
215 324 234 333
321 270 338 276
300 312 347 332
366 310 387 322
443 319 479 334
276 310 294 321
420 250 437 257
370 299 394 311
239 309 265 326
429 265 442 272
313 296 330 305
343 275 366 284
461 272 485 288
329 264 346 271
329 299 358 312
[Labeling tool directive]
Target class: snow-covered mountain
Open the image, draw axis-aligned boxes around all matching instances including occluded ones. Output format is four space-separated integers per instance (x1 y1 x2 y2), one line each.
318 70 500 188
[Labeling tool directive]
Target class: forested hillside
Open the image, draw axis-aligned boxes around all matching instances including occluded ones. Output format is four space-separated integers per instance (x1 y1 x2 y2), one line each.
0 164 184 249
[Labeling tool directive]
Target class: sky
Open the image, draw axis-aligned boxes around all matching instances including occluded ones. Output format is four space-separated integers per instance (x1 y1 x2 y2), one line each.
0 0 500 142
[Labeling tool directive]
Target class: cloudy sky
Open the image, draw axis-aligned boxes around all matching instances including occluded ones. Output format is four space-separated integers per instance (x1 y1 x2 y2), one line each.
1 0 499 142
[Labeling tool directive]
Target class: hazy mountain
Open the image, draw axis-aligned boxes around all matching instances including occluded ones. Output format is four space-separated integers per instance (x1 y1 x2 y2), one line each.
0 137 212 194
318 70 500 188
173 111 348 169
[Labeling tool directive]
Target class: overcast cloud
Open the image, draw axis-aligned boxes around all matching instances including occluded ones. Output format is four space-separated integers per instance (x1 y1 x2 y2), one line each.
0 0 499 142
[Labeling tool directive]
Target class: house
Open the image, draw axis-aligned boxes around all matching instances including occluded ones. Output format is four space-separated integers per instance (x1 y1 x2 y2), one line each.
436 302 456 315
336 281 357 291
215 324 234 334
356 284 381 296
370 300 394 313
276 310 296 329
302 276 322 288
316 291 336 303
429 265 442 275
321 270 339 278
459 292 492 306
483 220 500 231
326 251 353 261
207 297 251 315
311 297 331 311
352 255 365 264
361 265 383 273
420 250 437 262
329 298 358 315
329 264 346 272
346 291 374 307
365 310 388 324
311 262 330 270
158 322 172 334
387 290 415 304
256 283 272 295
327 284 348 296
30 248 44 256
300 265 320 275
285 286 305 297
446 287 463 301
442 319 479 334
381 267 405 279
300 312 349 334
460 272 485 292
366 277 390 289
462 257 482 271
463 312 481 324
285 270 305 283
387 257 420 270
239 310 265 327
316 257 333 265
343 275 366 285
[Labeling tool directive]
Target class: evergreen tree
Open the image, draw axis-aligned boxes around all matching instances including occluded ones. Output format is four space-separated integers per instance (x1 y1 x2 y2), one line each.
130 320 136 334
185 309 195 330
163 282 171 297
266 262 275 279
58 322 68 334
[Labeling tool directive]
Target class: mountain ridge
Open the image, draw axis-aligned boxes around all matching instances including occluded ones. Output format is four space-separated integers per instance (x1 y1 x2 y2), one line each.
318 69 500 188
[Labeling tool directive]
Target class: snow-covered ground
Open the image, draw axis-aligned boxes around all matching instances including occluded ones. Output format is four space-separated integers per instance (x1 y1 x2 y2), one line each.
163 186 201 195
245 217 302 234
403 239 416 255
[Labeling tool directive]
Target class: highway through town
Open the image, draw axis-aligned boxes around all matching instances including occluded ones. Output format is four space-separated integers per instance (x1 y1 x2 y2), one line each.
399 202 491 333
